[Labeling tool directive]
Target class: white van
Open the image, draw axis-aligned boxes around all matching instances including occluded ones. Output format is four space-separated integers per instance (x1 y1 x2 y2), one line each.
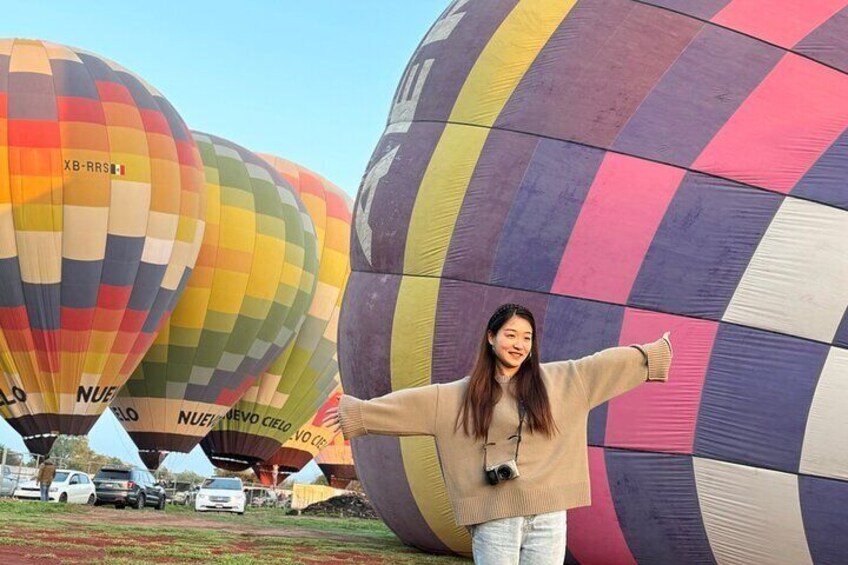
194 477 245 515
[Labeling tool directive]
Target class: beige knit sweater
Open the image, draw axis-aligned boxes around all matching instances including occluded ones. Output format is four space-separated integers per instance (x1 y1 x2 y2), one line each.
338 337 672 526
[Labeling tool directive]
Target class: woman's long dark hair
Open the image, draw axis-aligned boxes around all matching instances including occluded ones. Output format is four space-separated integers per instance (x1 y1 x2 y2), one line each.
457 304 556 439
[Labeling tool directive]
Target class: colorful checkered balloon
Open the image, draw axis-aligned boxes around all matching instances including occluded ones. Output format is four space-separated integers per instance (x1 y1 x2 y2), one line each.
340 1 848 562
0 39 206 454
202 157 352 471
110 134 318 470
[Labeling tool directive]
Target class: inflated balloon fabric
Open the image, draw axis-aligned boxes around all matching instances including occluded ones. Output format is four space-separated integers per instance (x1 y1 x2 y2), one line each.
202 158 352 471
253 388 342 480
111 133 318 469
252 466 288 487
315 428 356 489
0 39 206 454
340 1 848 561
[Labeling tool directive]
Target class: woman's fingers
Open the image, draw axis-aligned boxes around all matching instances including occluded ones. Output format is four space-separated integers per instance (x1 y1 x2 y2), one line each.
321 406 341 431
322 418 340 433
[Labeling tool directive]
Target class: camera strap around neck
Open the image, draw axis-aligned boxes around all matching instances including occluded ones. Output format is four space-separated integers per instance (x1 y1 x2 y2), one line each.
484 400 526 466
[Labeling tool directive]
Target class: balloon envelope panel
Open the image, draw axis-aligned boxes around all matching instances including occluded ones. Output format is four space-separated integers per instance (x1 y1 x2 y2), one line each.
262 388 341 472
202 158 352 470
0 39 206 454
111 133 318 469
252 466 288 487
340 0 848 559
316 432 356 489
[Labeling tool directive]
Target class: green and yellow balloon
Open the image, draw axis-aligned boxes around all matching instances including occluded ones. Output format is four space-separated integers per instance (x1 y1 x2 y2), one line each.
201 156 352 471
111 135 318 469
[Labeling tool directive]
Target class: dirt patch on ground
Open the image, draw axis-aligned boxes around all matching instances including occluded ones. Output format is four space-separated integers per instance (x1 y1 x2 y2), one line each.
300 551 390 565
0 526 132 564
0 545 97 564
67 507 368 543
0 543 183 565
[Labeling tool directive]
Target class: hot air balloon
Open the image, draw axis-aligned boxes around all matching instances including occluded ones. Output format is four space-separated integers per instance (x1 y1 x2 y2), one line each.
252 389 340 485
252 466 288 487
110 133 318 469
315 431 356 489
340 1 848 561
0 39 206 454
201 158 352 470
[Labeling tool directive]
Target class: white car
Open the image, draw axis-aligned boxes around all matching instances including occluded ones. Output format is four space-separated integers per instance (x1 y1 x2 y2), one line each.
194 477 245 515
14 469 96 504
1 467 20 496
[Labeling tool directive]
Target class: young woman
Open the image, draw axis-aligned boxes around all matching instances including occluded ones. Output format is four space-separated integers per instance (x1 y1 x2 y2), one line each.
323 303 672 565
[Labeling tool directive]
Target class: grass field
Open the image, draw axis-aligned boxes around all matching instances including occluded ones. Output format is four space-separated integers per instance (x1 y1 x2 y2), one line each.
0 500 469 564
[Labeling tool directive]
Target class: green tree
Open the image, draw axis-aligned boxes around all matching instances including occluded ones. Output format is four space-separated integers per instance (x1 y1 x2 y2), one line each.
48 436 77 465
175 470 204 484
213 468 253 481
156 466 175 482
48 436 127 474
0 444 22 466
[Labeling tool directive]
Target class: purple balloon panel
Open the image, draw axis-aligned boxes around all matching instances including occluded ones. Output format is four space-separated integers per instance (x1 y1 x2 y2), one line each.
694 324 829 473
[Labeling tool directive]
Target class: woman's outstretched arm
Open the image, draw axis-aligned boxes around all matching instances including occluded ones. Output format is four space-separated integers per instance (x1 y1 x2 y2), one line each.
322 385 440 439
564 332 673 409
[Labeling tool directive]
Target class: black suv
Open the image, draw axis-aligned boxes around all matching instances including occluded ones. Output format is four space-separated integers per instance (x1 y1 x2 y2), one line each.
93 465 166 510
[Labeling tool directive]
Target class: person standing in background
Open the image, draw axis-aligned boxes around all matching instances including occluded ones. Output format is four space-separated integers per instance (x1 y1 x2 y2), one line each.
36 457 56 502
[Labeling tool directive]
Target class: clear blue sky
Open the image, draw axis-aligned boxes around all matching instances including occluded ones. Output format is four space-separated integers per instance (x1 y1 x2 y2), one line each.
0 1 449 478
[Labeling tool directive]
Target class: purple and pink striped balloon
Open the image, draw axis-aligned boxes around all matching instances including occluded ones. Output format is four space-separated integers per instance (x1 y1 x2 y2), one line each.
340 1 848 562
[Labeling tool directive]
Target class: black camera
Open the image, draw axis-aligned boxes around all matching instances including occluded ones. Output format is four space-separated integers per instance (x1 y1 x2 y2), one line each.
485 459 520 485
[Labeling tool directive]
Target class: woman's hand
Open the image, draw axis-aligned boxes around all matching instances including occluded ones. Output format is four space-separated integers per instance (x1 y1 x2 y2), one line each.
322 406 341 434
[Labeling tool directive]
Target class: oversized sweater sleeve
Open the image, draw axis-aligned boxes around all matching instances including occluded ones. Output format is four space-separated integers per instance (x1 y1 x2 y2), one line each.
337 385 440 439
572 336 673 409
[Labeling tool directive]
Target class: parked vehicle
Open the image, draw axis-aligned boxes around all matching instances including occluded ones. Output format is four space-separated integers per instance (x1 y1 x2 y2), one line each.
14 469 96 504
183 485 200 507
195 477 245 515
244 486 278 507
93 465 166 510
162 479 193 505
1 466 19 496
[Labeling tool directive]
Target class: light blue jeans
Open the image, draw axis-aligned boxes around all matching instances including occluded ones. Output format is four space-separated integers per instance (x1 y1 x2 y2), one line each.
39 483 50 502
470 511 567 565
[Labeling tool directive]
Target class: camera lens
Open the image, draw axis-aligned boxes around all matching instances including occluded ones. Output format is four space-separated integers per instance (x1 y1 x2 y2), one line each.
498 466 511 480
